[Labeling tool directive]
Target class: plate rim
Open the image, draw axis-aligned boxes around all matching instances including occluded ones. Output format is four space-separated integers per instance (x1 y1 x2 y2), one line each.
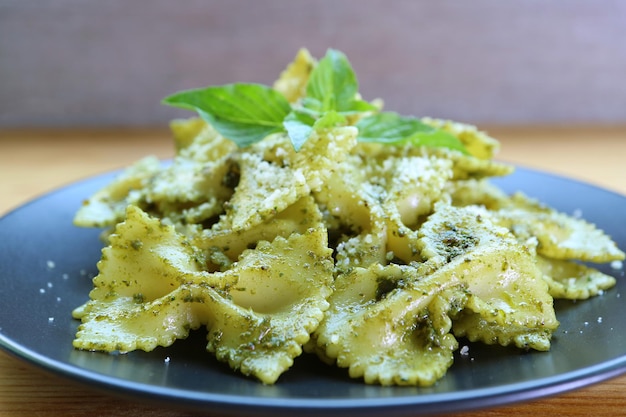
3 330 625 415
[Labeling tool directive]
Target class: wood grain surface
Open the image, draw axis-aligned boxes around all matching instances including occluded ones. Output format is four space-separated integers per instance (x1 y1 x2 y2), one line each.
1 126 625 416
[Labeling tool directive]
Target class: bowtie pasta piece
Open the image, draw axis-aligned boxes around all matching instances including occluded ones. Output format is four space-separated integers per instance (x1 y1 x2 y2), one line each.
201 226 334 384
316 151 454 266
197 196 322 267
311 203 559 385
418 203 559 350
272 48 315 103
216 126 357 232
536 255 617 300
74 121 236 230
494 208 625 263
444 184 625 263
446 185 624 301
73 205 233 351
311 263 465 386
73 203 334 384
74 156 161 228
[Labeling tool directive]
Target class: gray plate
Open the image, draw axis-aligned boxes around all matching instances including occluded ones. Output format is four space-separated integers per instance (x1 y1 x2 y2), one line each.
1 166 625 417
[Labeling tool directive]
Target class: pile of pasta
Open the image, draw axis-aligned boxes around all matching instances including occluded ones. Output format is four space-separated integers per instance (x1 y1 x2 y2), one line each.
72 52 624 386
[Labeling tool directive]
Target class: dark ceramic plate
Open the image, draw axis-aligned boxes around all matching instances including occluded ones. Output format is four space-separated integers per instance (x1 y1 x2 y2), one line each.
1 167 625 417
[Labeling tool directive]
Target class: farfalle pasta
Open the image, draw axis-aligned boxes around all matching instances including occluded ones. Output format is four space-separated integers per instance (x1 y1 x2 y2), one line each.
72 49 624 386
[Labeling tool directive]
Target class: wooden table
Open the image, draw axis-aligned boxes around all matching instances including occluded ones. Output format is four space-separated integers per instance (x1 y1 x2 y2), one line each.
1 126 625 416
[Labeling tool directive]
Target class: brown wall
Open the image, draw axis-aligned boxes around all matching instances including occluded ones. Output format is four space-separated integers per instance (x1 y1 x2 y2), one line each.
1 0 625 127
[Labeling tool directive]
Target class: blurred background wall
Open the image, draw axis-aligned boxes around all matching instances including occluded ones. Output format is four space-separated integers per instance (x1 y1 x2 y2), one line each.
1 0 625 127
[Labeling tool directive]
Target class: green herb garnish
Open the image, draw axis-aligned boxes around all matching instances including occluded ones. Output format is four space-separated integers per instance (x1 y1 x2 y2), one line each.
163 83 291 148
283 110 348 151
356 112 467 153
302 48 376 115
162 49 467 153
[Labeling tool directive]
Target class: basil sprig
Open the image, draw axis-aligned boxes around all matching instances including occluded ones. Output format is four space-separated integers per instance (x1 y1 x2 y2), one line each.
162 49 467 153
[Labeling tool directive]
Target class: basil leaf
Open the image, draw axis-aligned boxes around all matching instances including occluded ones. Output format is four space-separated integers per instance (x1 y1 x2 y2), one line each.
405 130 468 153
283 110 315 151
346 99 378 114
305 49 376 114
356 112 429 143
162 83 291 147
357 112 468 153
313 110 346 130
284 110 347 151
